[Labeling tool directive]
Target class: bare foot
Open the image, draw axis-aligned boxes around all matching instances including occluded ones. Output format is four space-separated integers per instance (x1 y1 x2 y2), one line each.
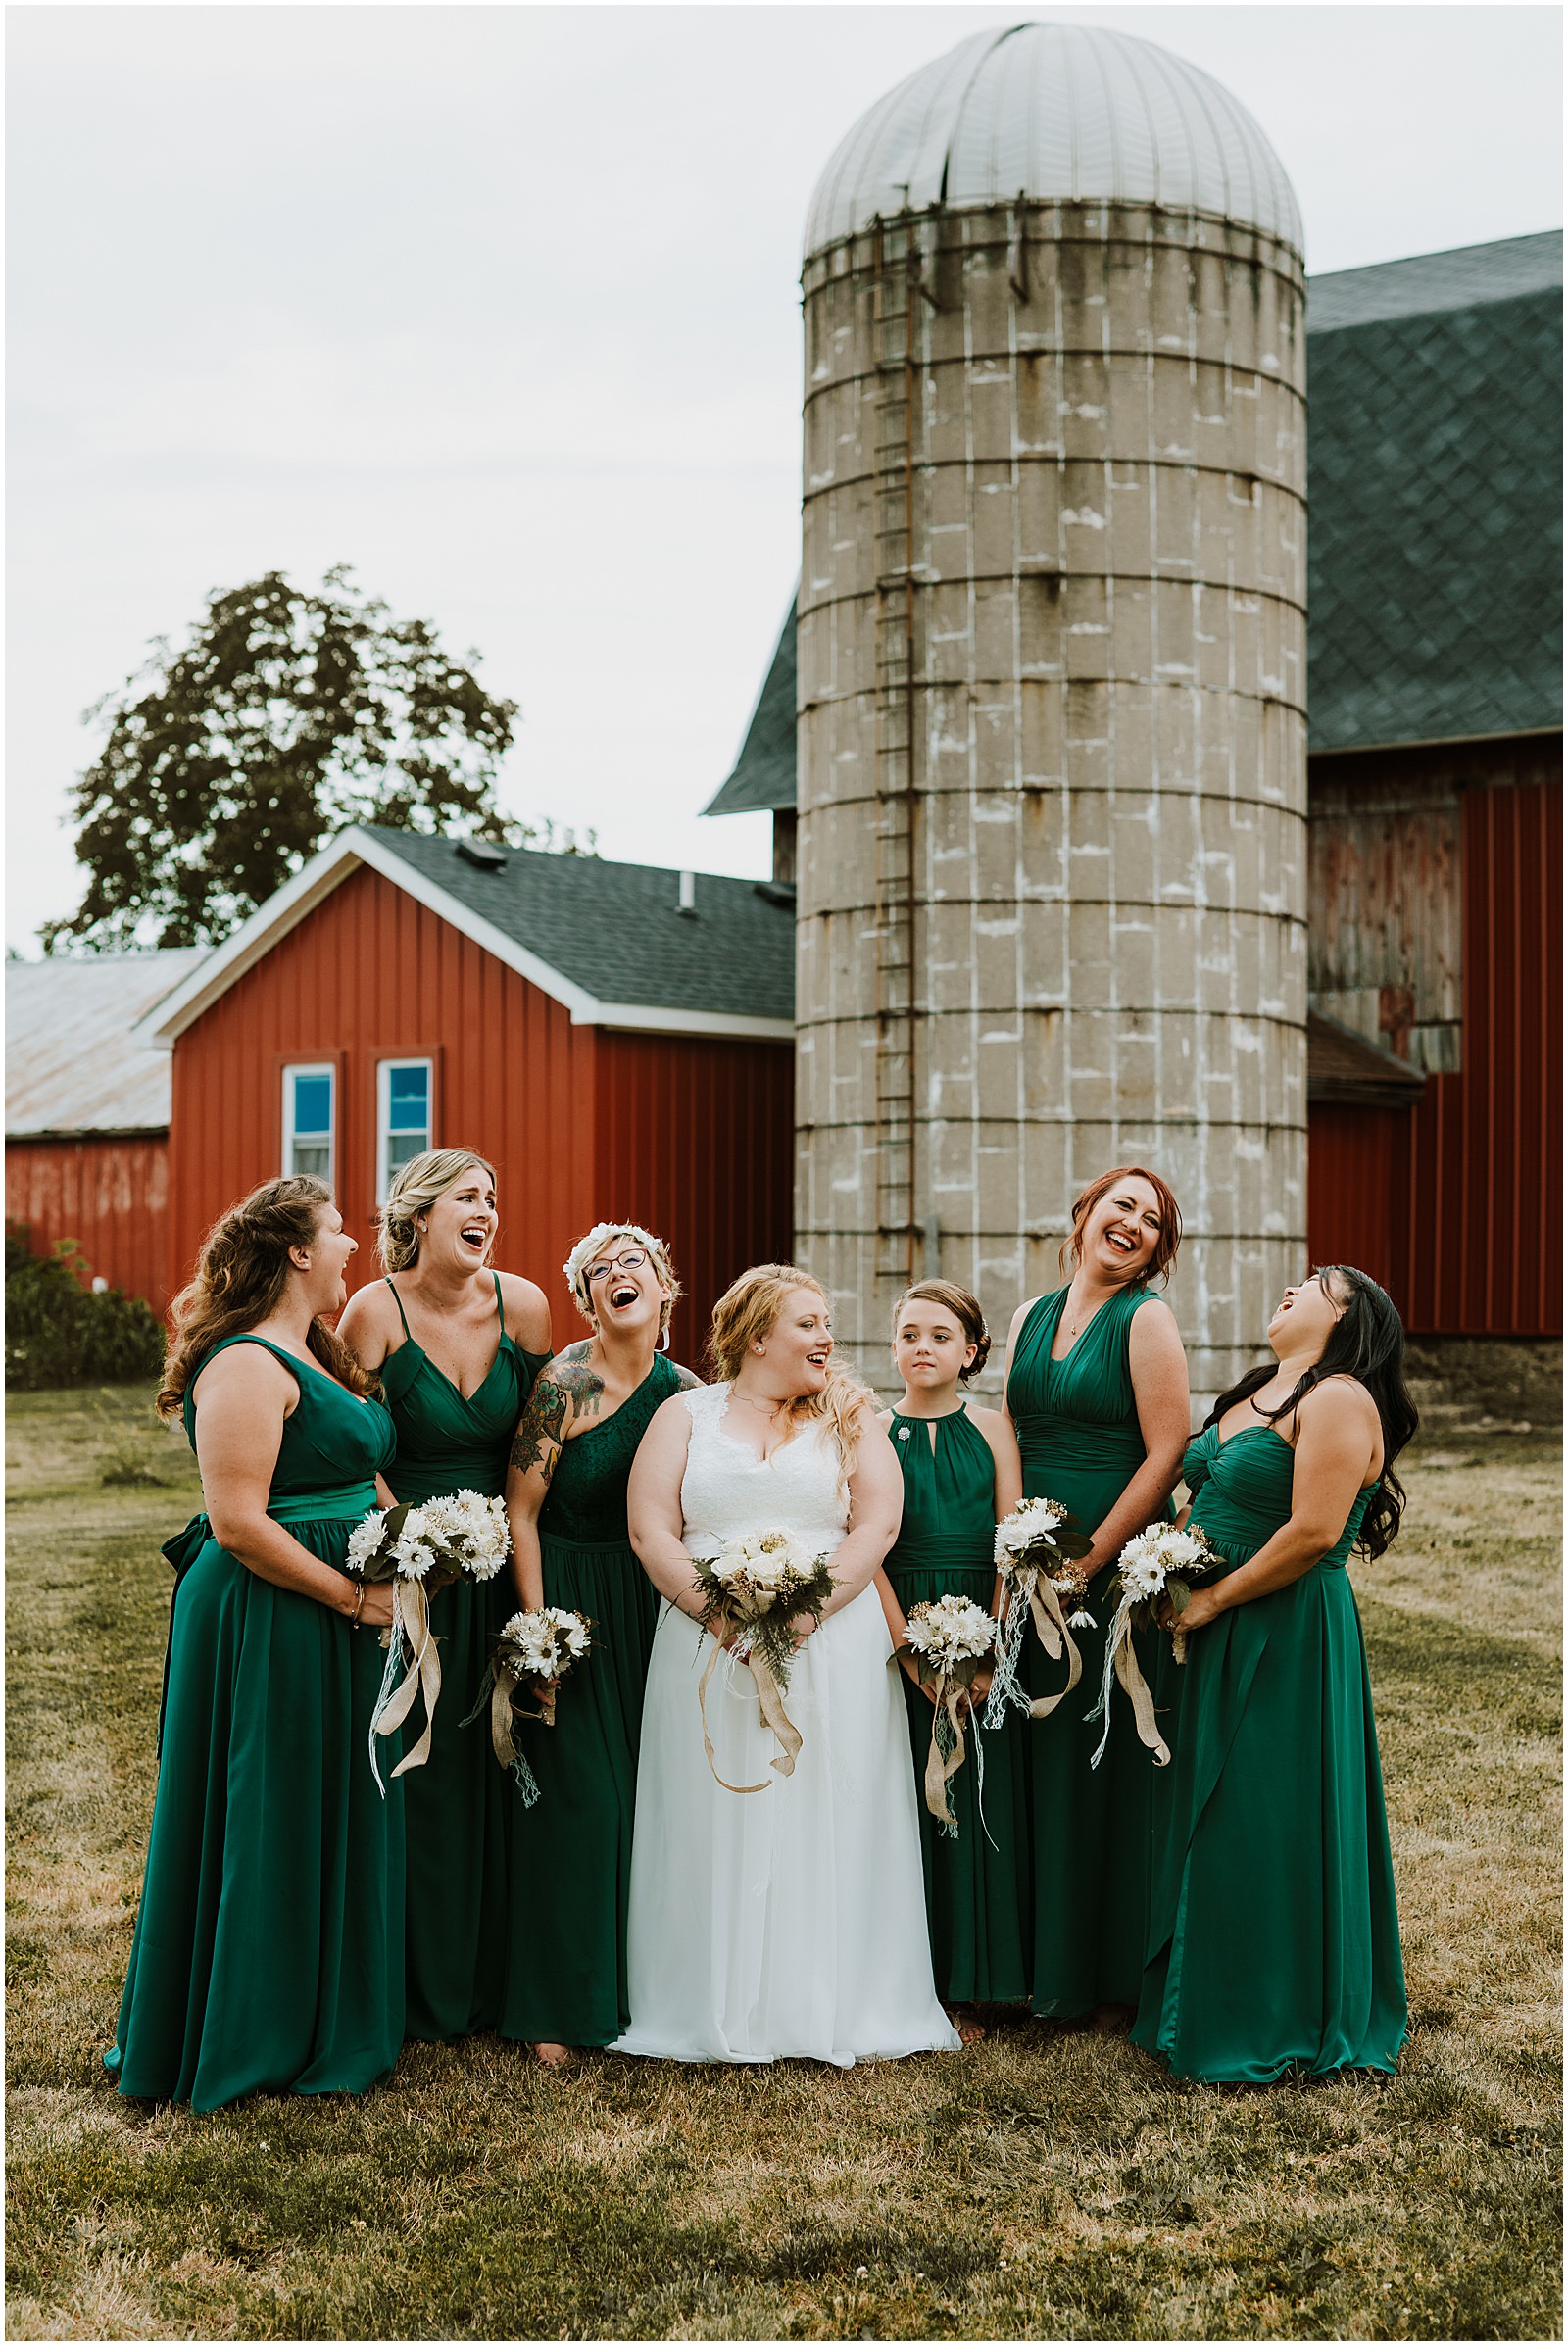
947 2004 987 2046
530 2040 574 2068
1091 2002 1134 2034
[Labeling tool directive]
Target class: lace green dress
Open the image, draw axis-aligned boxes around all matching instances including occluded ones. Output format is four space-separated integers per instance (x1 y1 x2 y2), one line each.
379 1275 550 2043
885 1407 1031 2004
500 1353 684 2047
108 1336 403 2110
1132 1422 1407 2082
1006 1283 1169 2016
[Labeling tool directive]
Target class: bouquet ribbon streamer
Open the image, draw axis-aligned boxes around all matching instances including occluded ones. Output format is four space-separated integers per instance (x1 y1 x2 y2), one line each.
368 1580 443 1791
986 1562 1083 1725
698 1632 801 1794
920 1673 991 1842
1087 1590 1169 1769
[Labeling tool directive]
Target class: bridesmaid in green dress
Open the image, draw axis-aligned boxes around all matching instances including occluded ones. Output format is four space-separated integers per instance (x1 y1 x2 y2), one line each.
1133 1266 1413 2082
874 1281 1030 2041
338 1149 552 2044
109 1177 405 2109
1001 1166 1191 2021
499 1223 698 2065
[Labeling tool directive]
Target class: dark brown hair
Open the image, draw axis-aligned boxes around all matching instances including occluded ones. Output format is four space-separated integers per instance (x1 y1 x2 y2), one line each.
892 1280 992 1381
1058 1166 1183 1287
157 1176 378 1421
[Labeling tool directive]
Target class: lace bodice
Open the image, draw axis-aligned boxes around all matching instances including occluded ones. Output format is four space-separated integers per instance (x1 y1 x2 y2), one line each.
678 1384 850 1563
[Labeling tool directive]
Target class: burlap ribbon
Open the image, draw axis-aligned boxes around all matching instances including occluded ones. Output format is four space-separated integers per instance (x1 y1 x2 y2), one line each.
922 1679 970 1828
1089 1597 1170 1770
698 1630 802 1794
368 1579 443 1788
986 1564 1083 1727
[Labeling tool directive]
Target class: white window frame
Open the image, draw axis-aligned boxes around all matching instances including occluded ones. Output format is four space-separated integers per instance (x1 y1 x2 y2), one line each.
376 1056 435 1201
282 1061 336 1187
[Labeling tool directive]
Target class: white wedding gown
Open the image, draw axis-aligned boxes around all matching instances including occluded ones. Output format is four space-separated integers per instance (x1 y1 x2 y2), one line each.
612 1384 960 2066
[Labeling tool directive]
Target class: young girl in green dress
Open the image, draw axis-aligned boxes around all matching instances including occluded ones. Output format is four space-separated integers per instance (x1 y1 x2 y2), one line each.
338 1150 553 2044
109 1177 405 2109
874 1281 1029 2043
1000 1167 1191 2023
1132 1266 1413 2082
499 1223 699 2066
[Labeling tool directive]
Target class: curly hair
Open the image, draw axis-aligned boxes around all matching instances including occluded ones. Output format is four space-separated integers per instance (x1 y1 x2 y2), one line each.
708 1263 873 1489
158 1177 377 1420
891 1281 992 1381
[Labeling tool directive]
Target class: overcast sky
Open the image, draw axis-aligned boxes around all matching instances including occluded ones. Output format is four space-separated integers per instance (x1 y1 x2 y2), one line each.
7 1 1562 953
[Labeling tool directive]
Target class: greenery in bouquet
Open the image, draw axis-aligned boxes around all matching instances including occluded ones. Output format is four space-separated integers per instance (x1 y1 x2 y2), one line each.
902 1594 999 1834
346 1490 511 1791
691 1529 835 1792
985 1494 1096 1728
464 1607 594 1805
1087 1522 1222 1771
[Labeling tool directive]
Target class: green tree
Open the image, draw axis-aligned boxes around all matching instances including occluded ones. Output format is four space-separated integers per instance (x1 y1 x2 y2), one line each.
42 567 574 951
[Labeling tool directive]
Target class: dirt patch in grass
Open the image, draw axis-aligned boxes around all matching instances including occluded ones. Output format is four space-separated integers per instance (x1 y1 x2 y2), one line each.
6 1384 1561 2340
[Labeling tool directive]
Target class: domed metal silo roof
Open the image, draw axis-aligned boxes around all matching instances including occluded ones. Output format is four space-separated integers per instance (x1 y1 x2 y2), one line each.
805 20 1302 258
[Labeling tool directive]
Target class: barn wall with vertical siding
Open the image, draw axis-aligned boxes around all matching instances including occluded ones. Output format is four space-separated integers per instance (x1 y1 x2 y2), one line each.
1307 750 1561 1335
165 865 798 1352
6 1135 173 1311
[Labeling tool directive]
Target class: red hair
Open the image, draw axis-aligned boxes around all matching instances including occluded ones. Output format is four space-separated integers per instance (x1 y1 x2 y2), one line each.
1059 1166 1183 1287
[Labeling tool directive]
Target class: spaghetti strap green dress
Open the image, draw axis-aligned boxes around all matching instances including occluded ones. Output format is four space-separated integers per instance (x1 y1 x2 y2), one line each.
107 1336 403 2109
500 1354 683 2048
1132 1423 1408 2082
886 1407 1031 2005
1006 1283 1168 2016
379 1274 550 2043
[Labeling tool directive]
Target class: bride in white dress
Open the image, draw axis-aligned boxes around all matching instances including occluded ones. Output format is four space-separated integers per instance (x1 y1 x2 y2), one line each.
613 1264 960 2066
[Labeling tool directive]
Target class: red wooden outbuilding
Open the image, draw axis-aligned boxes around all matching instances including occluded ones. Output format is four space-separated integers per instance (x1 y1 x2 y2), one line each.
137 828 797 1366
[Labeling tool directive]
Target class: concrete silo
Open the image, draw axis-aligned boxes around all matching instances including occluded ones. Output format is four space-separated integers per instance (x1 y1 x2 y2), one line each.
794 20 1306 1399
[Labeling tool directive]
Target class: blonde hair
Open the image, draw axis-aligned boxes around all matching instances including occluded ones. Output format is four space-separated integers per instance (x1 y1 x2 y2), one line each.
708 1263 872 1488
158 1177 378 1420
565 1223 682 1344
377 1149 498 1273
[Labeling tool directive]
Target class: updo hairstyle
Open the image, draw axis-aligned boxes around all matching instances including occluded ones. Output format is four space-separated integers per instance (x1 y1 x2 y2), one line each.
1059 1165 1183 1286
708 1263 873 1488
564 1223 682 1344
157 1176 377 1420
891 1280 992 1381
377 1149 498 1274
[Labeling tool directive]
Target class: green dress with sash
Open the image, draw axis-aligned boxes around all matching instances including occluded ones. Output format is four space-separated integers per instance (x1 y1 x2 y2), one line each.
1006 1282 1168 2016
108 1336 403 2110
379 1274 550 2043
500 1354 683 2047
885 1407 1031 2004
1132 1422 1407 2081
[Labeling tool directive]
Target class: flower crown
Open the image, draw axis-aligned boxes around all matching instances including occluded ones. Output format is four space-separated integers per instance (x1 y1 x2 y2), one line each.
562 1221 667 1304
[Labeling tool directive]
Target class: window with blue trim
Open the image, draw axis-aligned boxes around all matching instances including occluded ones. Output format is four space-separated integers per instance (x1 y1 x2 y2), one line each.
283 1064 334 1184
377 1058 433 1197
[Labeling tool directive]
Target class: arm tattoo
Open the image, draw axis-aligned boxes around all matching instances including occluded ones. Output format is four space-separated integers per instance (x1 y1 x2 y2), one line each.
673 1365 705 1393
508 1343 606 1480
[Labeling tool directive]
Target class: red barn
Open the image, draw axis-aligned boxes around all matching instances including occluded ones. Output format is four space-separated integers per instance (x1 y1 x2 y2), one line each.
138 828 797 1364
6 951 204 1313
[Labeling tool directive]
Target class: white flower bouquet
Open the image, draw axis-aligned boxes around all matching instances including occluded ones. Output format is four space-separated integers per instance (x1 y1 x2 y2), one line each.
463 1607 595 1805
1086 1521 1221 1770
690 1528 836 1792
984 1495 1097 1730
902 1594 999 1834
347 1491 512 1789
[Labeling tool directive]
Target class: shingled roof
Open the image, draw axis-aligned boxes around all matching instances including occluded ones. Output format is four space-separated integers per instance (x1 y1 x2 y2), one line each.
139 826 796 1048
706 230 1563 814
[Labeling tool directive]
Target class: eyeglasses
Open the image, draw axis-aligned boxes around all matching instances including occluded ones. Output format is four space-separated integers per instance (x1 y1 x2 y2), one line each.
584 1248 649 1284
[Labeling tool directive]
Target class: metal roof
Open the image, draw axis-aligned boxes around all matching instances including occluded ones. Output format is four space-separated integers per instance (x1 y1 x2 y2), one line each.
139 827 797 1048
709 233 1563 812
1307 233 1562 753
805 20 1302 259
6 949 206 1135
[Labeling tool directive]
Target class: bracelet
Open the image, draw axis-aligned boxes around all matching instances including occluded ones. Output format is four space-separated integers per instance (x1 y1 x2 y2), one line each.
349 1581 366 1627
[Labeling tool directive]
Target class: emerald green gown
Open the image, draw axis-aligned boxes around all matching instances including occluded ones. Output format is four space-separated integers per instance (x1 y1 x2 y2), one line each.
379 1275 549 2043
108 1336 403 2110
500 1354 684 2047
1132 1423 1408 2081
1006 1283 1169 2016
886 1407 1031 2004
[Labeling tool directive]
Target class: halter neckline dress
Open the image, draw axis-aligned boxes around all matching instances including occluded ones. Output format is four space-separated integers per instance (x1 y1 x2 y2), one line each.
1005 1282 1170 2017
885 1405 1030 2005
379 1273 550 2043
1132 1421 1407 2082
108 1335 403 2108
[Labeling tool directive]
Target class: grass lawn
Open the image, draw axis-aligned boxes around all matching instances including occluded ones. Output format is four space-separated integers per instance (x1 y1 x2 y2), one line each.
5 1385 1561 2342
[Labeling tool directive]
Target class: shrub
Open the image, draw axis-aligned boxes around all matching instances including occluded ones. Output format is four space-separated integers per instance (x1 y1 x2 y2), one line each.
5 1225 165 1391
